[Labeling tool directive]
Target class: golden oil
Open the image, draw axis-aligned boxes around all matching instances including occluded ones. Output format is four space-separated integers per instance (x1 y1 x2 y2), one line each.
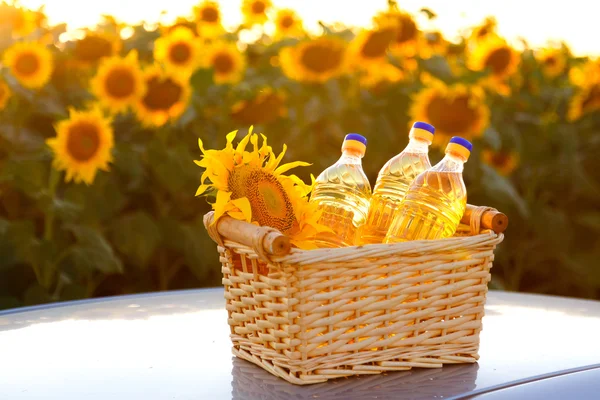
385 137 472 243
359 122 435 244
310 134 371 248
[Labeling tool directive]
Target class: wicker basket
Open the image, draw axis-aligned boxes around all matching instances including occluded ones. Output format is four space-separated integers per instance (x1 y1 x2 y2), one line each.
231 356 479 399
204 205 504 385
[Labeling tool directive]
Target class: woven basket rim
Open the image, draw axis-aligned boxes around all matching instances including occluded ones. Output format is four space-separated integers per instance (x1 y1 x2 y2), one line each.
224 231 503 264
204 204 505 264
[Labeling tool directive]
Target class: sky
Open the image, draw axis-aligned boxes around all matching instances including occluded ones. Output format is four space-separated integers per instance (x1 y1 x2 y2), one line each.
18 0 599 56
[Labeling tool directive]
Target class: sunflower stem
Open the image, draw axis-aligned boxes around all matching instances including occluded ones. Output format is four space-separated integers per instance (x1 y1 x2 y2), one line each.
43 168 61 241
156 125 170 145
31 262 43 288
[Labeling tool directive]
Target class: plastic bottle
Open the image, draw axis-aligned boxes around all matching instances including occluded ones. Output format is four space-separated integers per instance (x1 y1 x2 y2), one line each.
359 122 435 244
384 137 472 243
310 134 372 248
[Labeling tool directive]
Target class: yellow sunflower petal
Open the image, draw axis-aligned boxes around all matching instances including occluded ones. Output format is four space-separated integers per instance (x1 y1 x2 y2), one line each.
226 130 238 144
274 161 311 176
241 0 272 25
265 144 287 171
236 131 253 153
194 0 224 37
134 65 191 127
3 41 53 90
212 190 233 222
409 77 490 148
230 197 252 222
279 37 348 83
46 106 114 185
153 26 201 76
0 79 11 110
195 184 210 196
196 130 331 248
274 8 303 39
90 50 145 114
203 42 246 85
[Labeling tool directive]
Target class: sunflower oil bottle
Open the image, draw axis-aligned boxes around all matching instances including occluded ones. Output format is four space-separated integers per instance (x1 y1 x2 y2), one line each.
310 134 372 248
359 122 435 244
385 137 472 243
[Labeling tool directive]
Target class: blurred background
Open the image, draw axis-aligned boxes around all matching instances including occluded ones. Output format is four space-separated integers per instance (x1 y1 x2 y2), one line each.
0 0 599 310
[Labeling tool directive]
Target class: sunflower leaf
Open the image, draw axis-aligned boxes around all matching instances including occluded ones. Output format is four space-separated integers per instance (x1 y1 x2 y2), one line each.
5 220 39 266
157 218 219 282
481 164 529 218
190 68 214 94
112 144 146 190
147 140 197 195
23 283 53 306
0 156 49 199
109 211 161 269
63 175 126 224
483 126 502 151
420 55 453 82
419 8 437 19
0 219 20 271
66 225 123 274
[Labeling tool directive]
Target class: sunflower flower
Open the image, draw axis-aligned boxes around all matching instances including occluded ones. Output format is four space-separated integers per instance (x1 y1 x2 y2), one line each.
72 31 121 65
241 0 272 26
204 42 246 85
420 31 449 59
468 35 520 94
231 88 287 125
3 42 53 90
194 128 330 249
280 37 347 83
481 149 519 176
537 48 567 78
569 59 600 87
161 17 197 36
2 5 37 37
135 66 191 127
46 107 115 185
410 77 490 148
193 0 223 37
154 27 201 76
568 82 600 121
0 79 11 110
274 9 303 39
469 17 497 43
90 50 146 114
373 8 420 57
348 27 396 66
359 63 404 91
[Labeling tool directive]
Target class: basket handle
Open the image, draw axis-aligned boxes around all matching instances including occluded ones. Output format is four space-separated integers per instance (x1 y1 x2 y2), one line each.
462 204 508 234
203 211 291 258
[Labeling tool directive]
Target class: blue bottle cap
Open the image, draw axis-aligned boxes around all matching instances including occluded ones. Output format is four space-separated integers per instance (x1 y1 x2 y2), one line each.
449 136 473 151
344 133 367 146
412 121 435 134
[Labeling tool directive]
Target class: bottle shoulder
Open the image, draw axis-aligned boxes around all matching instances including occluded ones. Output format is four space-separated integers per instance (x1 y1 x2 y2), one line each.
431 156 465 173
315 162 371 194
377 152 431 179
411 170 467 197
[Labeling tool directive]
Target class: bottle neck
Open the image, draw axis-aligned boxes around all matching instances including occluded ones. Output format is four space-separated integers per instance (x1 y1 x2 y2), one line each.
405 137 431 153
339 149 364 164
434 151 467 172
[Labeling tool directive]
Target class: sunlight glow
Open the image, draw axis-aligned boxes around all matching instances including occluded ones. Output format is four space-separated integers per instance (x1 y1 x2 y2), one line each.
17 0 599 56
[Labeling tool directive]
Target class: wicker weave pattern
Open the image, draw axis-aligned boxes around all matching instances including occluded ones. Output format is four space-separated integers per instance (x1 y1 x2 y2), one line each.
214 218 503 385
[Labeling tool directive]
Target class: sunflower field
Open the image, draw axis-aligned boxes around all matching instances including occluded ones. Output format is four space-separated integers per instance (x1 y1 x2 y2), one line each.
1 0 600 309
